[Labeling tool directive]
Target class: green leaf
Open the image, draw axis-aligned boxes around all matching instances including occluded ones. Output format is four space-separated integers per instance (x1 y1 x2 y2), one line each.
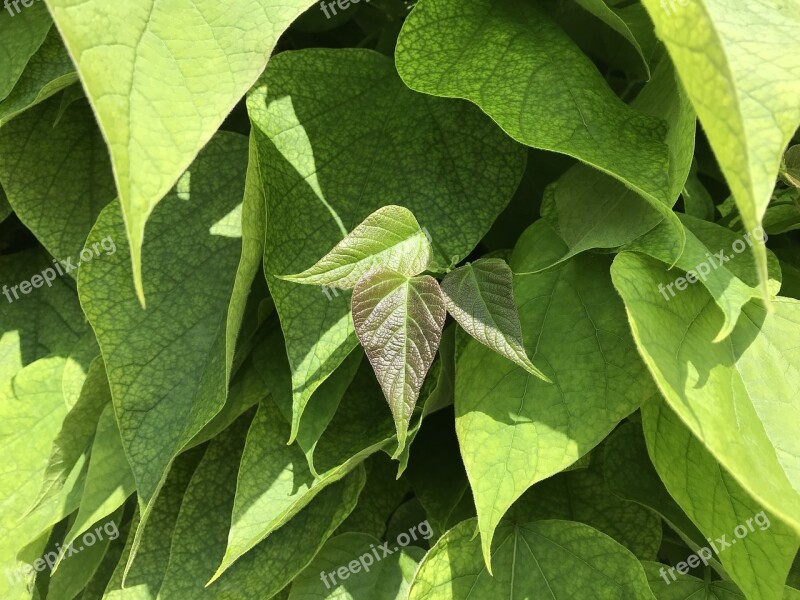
641 398 799 600
456 220 656 568
61 402 135 551
408 518 656 598
641 561 745 600
250 48 525 440
610 252 800 535
396 0 676 210
0 185 10 223
253 321 362 455
508 465 662 560
406 408 474 536
48 507 124 600
441 258 548 380
0 95 115 262
0 2 51 100
216 397 370 578
155 414 365 599
31 357 110 516
77 132 257 515
603 423 715 562
0 28 77 127
283 205 432 289
534 56 696 270
104 448 204 600
624 214 781 340
288 533 425 600
337 453 411 539
572 0 654 78
640 0 800 297
44 0 318 302
352 270 447 454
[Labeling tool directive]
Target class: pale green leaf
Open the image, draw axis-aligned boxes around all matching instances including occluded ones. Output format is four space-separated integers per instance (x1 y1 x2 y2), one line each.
61 402 135 551
289 533 425 600
408 519 656 599
44 0 318 301
640 0 800 297
250 48 525 442
31 357 109 515
48 507 124 600
283 205 432 289
456 220 656 568
352 270 447 454
642 398 799 600
623 214 781 340
610 251 800 534
441 258 548 380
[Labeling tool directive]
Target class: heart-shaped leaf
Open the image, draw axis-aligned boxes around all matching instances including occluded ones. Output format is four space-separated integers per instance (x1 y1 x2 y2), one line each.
283 205 432 289
441 258 548 381
352 269 447 453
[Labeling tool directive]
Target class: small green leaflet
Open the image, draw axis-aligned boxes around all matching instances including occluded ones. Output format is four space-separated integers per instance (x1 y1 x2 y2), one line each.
441 258 549 381
352 270 447 454
283 205 432 289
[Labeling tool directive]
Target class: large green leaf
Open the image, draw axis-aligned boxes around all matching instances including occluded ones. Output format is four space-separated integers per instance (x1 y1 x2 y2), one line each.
642 398 799 600
283 205 432 289
441 258 548 380
0 1 51 100
508 464 662 560
611 252 800 534
352 270 447 453
44 0 318 302
408 518 656 598
396 0 676 210
216 397 370 578
0 95 115 262
640 0 800 296
155 414 365 599
78 132 258 517
0 28 77 127
249 48 525 440
456 220 656 567
288 532 425 600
